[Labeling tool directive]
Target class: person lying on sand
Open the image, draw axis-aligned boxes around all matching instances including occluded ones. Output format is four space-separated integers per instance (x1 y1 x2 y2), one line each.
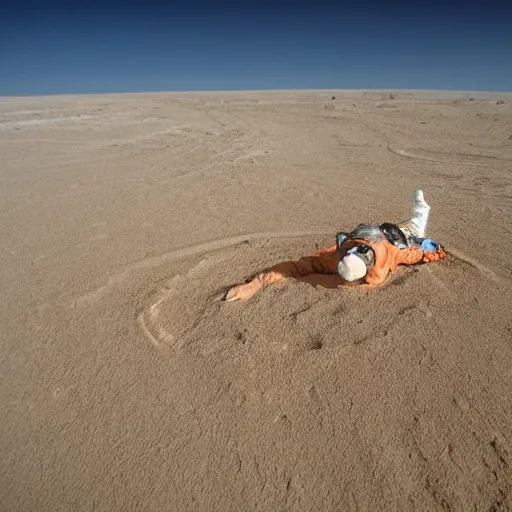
223 190 446 301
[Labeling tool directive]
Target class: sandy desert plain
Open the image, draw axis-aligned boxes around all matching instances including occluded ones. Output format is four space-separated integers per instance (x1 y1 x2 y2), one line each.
1 89 512 511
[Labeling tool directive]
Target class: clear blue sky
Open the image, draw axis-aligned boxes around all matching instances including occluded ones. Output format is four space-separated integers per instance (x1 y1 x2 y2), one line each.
1 0 511 95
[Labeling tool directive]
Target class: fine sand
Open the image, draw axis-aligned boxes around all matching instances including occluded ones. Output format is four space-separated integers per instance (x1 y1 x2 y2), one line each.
1 90 512 511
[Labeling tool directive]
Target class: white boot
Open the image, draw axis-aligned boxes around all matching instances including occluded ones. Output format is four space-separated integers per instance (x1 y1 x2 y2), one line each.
400 190 430 238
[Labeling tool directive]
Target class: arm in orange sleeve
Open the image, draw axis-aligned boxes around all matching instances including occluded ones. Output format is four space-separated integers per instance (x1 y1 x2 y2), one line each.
365 244 446 286
224 253 339 301
315 243 338 256
396 246 425 265
396 246 447 264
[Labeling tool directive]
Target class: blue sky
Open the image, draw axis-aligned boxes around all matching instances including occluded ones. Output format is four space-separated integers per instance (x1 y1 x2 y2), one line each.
1 0 511 95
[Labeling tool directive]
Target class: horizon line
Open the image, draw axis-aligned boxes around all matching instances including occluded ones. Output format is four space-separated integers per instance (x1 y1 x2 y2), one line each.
1 87 511 100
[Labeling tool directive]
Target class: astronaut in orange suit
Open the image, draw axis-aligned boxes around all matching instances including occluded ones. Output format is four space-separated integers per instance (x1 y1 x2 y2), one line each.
223 190 446 301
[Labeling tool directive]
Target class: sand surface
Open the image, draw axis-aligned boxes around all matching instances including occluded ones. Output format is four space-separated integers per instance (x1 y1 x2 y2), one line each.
1 90 512 511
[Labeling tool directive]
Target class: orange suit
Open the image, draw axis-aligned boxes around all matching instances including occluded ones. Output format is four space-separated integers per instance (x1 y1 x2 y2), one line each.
223 233 446 301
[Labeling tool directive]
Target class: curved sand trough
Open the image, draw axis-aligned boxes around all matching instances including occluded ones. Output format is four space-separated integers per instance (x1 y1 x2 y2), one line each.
133 233 500 353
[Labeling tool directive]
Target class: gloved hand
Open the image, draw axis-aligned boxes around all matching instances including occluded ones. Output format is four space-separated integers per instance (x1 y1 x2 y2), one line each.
223 280 262 301
422 246 447 263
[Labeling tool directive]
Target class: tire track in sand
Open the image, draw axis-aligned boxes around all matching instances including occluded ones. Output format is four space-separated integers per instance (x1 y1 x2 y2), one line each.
387 145 510 167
